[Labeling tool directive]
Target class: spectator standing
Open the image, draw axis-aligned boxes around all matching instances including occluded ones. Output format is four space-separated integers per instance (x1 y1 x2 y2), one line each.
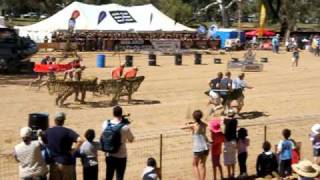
44 112 84 180
209 117 225 180
101 106 134 180
223 109 238 179
80 129 101 180
14 127 48 180
272 34 280 53
237 128 250 177
181 110 209 180
277 129 294 178
292 47 300 68
310 124 320 165
256 141 278 178
141 157 161 180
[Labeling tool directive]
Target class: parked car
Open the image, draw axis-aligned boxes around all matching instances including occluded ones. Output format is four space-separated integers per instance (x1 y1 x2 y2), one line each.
21 12 38 18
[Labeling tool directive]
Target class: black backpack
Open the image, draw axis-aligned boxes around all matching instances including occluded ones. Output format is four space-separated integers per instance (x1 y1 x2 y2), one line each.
100 120 125 153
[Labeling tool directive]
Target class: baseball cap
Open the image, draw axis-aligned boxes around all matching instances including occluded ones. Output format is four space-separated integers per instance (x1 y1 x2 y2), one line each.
20 127 32 138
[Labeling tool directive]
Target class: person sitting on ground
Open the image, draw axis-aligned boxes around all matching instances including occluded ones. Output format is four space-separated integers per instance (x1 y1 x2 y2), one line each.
181 110 209 180
80 129 101 180
244 48 256 63
277 129 295 178
209 116 225 180
256 141 279 178
141 157 161 180
124 67 138 79
14 127 49 180
112 63 125 80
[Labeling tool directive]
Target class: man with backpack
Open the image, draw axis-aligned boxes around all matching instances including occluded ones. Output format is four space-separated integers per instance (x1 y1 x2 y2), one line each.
101 106 134 180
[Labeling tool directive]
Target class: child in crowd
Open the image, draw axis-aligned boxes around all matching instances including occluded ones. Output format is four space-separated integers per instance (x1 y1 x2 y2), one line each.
209 117 225 180
80 129 101 180
256 141 278 178
237 128 250 178
141 157 161 180
310 124 320 165
277 129 294 178
223 109 238 179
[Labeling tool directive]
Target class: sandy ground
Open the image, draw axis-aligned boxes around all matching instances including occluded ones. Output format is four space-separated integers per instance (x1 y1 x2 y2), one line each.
0 49 320 179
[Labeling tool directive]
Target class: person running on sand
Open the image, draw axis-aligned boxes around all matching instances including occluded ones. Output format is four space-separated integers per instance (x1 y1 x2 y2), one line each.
231 73 253 114
181 110 209 180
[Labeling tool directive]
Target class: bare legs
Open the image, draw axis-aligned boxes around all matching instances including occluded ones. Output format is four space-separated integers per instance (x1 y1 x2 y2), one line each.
193 154 208 180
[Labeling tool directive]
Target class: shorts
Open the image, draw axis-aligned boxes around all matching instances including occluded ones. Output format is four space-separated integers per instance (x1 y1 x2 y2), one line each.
211 155 221 166
223 141 237 165
314 148 320 157
194 150 209 157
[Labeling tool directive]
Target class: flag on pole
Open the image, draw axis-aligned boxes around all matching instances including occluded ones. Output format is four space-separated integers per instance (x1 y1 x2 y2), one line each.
150 13 153 24
259 3 267 37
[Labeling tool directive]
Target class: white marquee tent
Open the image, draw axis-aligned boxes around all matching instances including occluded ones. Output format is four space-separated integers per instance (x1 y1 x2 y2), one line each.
15 1 194 42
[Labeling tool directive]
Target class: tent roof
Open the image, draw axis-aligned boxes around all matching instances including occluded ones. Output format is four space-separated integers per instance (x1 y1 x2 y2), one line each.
15 1 194 33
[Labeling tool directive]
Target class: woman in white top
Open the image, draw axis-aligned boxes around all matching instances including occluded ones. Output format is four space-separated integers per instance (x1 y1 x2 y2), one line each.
181 110 209 180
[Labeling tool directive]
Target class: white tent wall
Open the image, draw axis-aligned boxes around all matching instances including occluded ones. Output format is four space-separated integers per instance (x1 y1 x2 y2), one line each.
15 2 194 43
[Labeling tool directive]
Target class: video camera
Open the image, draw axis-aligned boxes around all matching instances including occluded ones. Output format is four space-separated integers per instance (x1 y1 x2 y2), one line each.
122 113 131 124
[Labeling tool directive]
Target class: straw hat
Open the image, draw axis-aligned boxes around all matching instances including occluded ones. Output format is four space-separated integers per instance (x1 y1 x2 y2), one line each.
292 160 320 178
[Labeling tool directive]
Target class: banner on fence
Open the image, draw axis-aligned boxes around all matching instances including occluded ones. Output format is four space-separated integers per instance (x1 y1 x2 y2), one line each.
151 40 181 52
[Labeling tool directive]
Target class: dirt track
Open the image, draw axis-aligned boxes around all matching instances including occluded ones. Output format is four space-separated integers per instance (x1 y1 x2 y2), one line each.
0 49 320 179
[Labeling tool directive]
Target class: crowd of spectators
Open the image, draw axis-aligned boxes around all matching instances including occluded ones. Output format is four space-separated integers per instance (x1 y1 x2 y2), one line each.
13 106 320 180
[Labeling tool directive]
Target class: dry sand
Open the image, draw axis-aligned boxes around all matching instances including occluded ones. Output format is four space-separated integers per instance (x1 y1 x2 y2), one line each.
0 49 320 179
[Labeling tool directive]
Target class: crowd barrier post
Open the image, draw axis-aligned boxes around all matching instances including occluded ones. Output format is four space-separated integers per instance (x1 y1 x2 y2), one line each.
159 133 163 180
264 125 267 141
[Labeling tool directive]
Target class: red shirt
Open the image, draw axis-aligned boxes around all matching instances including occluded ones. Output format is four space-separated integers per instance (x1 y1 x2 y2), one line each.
211 132 224 155
111 66 124 79
124 68 137 79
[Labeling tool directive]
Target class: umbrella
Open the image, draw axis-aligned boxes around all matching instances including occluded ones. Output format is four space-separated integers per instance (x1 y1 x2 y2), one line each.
245 29 275 37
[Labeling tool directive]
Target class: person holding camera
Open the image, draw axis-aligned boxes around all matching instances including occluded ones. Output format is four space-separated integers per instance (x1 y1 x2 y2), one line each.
14 127 48 180
101 106 134 180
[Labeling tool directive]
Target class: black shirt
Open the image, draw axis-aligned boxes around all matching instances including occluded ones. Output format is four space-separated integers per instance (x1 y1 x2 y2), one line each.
45 126 79 165
224 118 238 141
256 152 278 177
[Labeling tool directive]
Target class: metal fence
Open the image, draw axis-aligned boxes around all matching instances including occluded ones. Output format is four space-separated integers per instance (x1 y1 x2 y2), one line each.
1 114 319 180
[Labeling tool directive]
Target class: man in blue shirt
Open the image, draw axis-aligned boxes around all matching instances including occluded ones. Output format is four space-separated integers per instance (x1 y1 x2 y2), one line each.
272 34 280 53
44 112 84 180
